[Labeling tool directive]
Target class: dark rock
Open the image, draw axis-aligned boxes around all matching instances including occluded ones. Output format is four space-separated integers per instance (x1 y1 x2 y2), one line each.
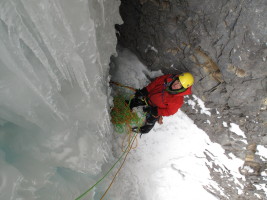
116 0 267 198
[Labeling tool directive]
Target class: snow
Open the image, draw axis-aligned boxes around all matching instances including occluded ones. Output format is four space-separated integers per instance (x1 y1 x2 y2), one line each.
229 123 248 145
257 145 267 161
192 95 211 116
0 0 265 199
124 113 218 200
187 99 196 109
229 123 246 138
187 95 211 116
108 48 247 200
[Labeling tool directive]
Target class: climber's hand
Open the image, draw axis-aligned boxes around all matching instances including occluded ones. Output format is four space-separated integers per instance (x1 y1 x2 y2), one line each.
158 116 163 125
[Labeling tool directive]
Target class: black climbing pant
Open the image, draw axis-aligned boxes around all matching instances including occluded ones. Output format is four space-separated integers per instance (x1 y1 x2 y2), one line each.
128 97 158 134
139 113 158 134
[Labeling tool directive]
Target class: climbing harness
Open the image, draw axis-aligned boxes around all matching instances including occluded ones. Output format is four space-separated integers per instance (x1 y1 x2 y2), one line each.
140 96 149 106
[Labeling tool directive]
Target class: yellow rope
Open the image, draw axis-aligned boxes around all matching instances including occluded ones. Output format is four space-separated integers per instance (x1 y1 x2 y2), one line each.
129 132 138 149
122 130 138 152
110 81 136 92
96 82 143 199
100 132 138 200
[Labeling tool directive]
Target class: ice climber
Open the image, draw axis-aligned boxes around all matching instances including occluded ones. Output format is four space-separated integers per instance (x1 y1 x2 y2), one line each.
130 72 194 134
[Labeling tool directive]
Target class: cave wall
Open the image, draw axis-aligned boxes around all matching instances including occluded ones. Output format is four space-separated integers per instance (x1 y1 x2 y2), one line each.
116 0 267 198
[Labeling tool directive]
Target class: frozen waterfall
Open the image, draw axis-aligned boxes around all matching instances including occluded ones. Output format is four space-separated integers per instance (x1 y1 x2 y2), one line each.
1 1 257 200
0 0 122 199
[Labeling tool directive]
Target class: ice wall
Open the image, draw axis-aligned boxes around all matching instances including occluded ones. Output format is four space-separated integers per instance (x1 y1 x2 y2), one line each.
0 0 122 199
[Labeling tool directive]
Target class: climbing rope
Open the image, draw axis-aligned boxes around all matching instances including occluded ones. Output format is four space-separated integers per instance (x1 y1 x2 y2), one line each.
74 132 138 200
75 81 143 200
111 95 137 133
121 130 138 151
110 95 145 135
100 132 138 200
110 81 143 151
110 81 136 92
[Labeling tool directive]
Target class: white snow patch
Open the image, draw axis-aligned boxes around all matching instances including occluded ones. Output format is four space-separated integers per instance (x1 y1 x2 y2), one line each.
109 48 249 199
229 123 247 138
187 99 196 110
255 184 267 197
192 95 211 116
256 145 267 161
223 121 228 127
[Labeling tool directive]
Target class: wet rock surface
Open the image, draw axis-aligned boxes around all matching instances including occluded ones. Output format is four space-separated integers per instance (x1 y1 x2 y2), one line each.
116 0 267 199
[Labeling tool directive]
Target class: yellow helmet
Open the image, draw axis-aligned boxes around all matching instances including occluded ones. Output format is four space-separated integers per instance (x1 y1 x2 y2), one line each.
178 72 194 88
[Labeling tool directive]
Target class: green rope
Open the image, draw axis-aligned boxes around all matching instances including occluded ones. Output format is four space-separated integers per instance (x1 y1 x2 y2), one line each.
111 95 145 134
75 83 143 199
75 132 138 200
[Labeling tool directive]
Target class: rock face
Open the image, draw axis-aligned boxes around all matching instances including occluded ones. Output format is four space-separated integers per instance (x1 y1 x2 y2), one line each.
116 0 267 199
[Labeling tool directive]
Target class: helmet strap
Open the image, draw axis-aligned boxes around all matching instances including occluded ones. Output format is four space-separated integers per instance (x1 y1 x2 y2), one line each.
165 76 187 94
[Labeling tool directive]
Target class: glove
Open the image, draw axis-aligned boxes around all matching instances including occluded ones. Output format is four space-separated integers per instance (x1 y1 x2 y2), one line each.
143 106 158 117
135 87 148 98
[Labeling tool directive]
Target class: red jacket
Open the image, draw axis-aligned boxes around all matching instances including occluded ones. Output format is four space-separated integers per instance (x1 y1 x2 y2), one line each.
145 74 192 116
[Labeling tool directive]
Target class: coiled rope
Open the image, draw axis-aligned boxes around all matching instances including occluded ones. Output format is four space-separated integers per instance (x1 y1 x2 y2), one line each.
75 81 141 200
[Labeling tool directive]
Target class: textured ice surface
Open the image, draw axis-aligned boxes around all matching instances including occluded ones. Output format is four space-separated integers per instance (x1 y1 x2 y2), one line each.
0 0 121 199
